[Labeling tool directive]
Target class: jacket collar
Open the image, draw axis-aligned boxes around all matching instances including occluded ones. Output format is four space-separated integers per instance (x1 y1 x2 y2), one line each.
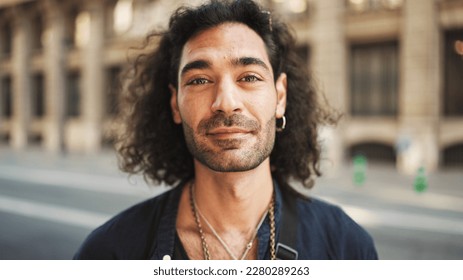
150 179 283 260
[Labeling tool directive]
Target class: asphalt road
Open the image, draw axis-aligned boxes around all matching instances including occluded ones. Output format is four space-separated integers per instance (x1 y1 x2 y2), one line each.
312 166 463 259
0 152 164 260
0 176 155 260
0 151 462 259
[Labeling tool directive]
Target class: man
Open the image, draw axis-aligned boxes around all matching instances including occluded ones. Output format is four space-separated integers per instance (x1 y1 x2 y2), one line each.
75 0 377 260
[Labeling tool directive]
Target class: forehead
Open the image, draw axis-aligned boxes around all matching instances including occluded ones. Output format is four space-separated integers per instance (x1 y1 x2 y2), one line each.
180 23 271 69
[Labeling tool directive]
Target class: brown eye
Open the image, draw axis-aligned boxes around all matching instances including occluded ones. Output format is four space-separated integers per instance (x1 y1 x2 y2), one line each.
240 75 261 82
186 78 209 85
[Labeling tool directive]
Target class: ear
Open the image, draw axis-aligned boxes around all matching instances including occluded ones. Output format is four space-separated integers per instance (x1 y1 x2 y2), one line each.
169 84 182 124
275 73 287 118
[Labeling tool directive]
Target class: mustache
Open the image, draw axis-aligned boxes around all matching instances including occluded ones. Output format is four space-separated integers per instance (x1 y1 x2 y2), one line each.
198 114 260 133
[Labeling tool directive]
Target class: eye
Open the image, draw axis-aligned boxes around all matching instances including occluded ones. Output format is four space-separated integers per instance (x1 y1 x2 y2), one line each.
186 78 210 86
239 75 262 83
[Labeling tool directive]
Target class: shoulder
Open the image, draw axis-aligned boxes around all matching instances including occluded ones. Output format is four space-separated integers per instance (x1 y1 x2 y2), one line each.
74 187 177 260
299 197 356 227
297 196 378 259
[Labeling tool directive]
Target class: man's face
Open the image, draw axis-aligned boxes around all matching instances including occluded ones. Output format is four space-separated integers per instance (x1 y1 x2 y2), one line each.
170 23 287 172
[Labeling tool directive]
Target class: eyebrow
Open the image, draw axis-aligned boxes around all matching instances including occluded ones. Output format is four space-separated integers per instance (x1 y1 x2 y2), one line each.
179 56 271 77
180 60 211 77
232 57 270 72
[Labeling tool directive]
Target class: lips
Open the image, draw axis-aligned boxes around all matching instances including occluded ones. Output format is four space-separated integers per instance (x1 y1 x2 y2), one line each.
197 114 260 142
207 127 252 135
206 127 254 141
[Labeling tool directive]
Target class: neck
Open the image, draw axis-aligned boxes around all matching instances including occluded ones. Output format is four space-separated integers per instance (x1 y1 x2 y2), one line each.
192 158 274 232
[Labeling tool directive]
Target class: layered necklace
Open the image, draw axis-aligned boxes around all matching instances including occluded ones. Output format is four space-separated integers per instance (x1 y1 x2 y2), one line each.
189 183 276 260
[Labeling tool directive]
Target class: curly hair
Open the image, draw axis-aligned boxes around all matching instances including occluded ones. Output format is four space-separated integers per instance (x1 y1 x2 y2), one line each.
117 0 337 189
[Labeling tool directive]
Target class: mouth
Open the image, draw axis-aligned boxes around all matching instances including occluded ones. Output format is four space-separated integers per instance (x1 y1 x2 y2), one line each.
206 127 253 140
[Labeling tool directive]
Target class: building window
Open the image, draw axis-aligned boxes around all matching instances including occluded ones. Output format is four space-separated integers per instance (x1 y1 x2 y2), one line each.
75 11 91 48
31 13 44 51
113 0 133 35
350 42 398 116
32 73 45 118
65 6 79 47
1 21 13 55
106 66 122 117
1 76 12 118
443 29 463 116
442 144 463 168
269 0 310 18
346 0 404 13
66 71 81 118
349 142 396 164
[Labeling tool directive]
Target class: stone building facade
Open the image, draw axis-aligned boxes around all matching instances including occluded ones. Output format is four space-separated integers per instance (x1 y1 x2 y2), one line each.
0 0 462 174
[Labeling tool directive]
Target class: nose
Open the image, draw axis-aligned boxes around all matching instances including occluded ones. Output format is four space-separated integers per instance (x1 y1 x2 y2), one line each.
210 77 242 114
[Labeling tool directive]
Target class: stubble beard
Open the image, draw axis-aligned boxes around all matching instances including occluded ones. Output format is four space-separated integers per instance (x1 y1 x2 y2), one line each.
182 114 276 172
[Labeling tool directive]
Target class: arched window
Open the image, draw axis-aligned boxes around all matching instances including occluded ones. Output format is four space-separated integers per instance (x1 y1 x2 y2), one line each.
349 142 396 164
443 29 463 116
442 144 463 168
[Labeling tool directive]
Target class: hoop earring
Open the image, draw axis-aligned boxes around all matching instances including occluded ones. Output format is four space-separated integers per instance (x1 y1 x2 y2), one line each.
276 115 286 132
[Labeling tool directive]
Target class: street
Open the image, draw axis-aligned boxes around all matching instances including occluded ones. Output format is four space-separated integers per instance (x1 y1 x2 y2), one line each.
0 149 462 259
312 166 463 259
0 150 163 260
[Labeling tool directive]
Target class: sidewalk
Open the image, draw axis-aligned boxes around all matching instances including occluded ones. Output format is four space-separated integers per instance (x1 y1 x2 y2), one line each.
0 147 121 177
1 147 463 259
1 147 461 198
312 160 463 221
314 160 463 200
0 147 162 197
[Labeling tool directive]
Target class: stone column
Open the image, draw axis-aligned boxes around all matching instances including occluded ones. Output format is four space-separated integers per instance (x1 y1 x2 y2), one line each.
11 8 32 149
0 76 3 137
398 0 440 174
0 72 3 127
43 0 66 153
0 20 3 124
81 1 105 153
311 0 347 174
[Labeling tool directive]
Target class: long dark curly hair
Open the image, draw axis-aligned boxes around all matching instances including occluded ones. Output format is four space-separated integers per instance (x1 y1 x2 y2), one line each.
117 0 337 189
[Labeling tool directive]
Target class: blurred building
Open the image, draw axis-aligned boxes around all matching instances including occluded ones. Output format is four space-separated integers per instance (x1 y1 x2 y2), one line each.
0 0 462 174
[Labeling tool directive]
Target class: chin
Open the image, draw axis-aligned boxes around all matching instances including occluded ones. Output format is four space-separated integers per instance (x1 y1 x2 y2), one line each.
210 163 261 173
197 151 268 173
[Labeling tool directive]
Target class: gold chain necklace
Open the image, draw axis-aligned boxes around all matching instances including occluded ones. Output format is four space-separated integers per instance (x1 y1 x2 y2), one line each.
189 183 211 260
189 182 276 260
269 194 276 260
191 184 267 260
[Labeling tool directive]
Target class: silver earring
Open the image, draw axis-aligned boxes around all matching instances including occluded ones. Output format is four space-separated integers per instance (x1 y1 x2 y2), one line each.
276 115 286 132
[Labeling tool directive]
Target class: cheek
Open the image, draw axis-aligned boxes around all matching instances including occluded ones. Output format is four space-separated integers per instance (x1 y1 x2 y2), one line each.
246 93 278 120
177 95 210 127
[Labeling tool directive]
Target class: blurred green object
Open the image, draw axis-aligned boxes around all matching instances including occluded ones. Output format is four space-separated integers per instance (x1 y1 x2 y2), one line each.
414 166 428 193
353 155 367 186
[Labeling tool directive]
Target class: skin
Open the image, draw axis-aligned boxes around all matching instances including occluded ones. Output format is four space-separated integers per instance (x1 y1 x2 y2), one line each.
170 23 287 259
